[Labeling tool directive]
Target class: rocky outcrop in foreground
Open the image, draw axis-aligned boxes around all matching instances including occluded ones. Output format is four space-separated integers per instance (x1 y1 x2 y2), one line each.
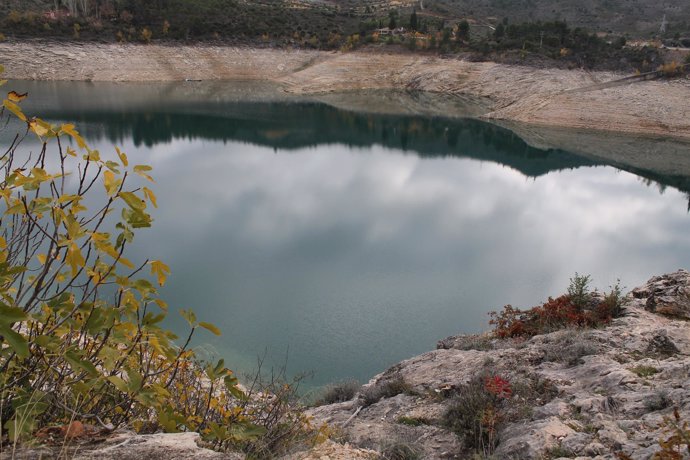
6 271 690 459
309 270 690 459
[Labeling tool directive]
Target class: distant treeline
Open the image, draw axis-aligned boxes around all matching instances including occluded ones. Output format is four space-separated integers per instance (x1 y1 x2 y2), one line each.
0 1 683 71
1 0 354 44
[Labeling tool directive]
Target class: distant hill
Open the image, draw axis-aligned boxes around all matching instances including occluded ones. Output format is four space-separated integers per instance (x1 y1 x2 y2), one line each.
3 0 688 38
326 0 689 36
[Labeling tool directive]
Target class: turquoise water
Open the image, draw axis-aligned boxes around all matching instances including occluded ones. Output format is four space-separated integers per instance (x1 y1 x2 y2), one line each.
12 81 690 389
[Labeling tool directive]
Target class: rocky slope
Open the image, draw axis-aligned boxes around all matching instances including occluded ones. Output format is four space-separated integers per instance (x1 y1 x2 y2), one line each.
1 41 689 140
309 270 690 459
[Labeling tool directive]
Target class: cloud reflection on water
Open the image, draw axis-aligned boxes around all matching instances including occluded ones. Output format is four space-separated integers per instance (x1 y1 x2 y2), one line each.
10 79 689 385
111 137 690 385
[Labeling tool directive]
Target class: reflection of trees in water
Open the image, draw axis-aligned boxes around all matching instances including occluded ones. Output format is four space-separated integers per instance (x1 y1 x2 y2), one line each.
40 101 690 200
44 102 597 178
637 174 690 211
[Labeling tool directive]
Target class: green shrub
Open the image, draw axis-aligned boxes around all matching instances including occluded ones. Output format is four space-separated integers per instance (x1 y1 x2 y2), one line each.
544 445 576 458
381 442 421 460
543 331 598 366
315 379 360 406
362 375 413 406
396 416 430 426
443 375 511 453
630 365 659 378
567 273 592 310
645 389 672 412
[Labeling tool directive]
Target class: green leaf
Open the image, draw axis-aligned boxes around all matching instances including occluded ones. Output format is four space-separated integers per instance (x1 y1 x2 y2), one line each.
143 312 166 327
135 389 160 407
198 321 221 336
85 308 106 334
158 409 182 433
133 279 155 296
108 376 129 393
126 369 144 392
204 422 228 441
0 303 27 325
0 324 29 358
179 309 197 327
65 350 99 377
34 334 60 351
224 375 247 400
230 422 268 441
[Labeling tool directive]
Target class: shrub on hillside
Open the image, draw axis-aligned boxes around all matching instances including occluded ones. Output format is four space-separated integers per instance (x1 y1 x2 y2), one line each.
490 276 626 338
315 379 360 406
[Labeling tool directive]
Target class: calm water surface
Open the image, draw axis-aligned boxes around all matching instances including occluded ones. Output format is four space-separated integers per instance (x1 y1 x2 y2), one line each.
12 81 690 388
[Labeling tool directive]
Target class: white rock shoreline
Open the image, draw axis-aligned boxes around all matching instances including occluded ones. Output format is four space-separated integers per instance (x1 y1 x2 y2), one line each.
1 40 689 140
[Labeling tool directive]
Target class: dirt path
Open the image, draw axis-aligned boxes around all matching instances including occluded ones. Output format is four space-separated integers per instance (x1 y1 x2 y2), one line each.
1 40 689 140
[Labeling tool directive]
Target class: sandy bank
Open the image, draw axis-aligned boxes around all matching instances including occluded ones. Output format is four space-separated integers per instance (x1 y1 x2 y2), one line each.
1 40 689 139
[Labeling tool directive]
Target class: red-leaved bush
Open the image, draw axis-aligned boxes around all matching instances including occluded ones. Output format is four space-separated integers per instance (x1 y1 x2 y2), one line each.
490 287 624 339
484 375 512 399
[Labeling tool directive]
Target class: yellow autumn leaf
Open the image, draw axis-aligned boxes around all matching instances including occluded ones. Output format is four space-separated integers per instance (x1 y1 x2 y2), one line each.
7 91 27 102
153 298 168 311
85 149 100 162
150 260 170 286
133 165 154 182
66 242 85 277
88 270 102 285
60 124 87 149
37 254 47 265
3 99 26 122
143 187 157 208
116 147 128 167
31 168 49 181
29 118 50 137
65 214 81 240
103 170 119 196
198 322 222 336
118 257 134 269
57 194 80 204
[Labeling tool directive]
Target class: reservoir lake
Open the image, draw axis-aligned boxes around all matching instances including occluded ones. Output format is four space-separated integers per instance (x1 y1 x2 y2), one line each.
11 80 690 390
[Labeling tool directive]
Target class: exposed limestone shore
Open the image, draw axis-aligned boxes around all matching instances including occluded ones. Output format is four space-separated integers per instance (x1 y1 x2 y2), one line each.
6 270 690 459
1 40 689 140
308 270 690 459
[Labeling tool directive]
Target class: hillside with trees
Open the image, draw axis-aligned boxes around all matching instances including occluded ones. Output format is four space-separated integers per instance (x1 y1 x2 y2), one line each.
0 0 688 71
2 0 689 40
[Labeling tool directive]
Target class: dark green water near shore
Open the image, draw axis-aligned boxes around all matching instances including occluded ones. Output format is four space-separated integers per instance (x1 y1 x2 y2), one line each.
10 80 690 389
